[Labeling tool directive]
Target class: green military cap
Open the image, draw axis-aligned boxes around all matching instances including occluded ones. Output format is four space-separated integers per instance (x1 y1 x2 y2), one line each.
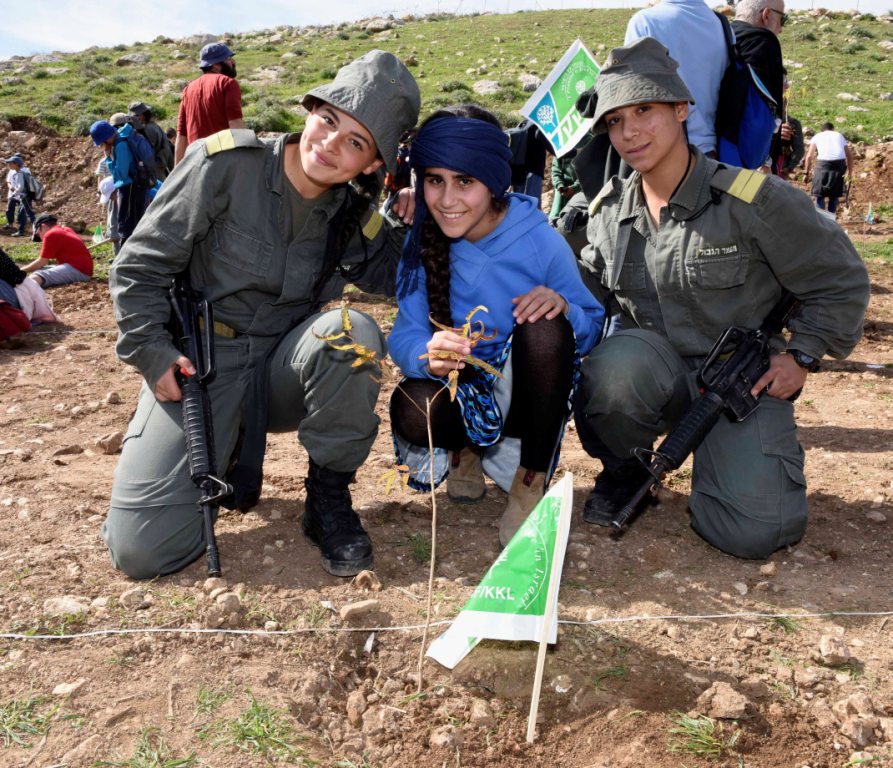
589 37 694 134
302 50 421 175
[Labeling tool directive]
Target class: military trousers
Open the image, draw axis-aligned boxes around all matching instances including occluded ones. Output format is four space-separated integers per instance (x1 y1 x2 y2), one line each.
576 329 807 559
102 309 386 579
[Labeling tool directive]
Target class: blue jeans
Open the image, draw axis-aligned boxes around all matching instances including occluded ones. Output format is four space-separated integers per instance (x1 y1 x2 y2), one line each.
8 196 35 233
815 196 839 214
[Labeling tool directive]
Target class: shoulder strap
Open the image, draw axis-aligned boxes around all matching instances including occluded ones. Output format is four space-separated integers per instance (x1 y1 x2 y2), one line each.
203 128 265 157
714 11 737 59
710 166 767 204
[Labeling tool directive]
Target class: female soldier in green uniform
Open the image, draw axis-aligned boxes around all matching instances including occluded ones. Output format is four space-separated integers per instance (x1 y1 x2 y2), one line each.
575 37 869 558
103 51 420 578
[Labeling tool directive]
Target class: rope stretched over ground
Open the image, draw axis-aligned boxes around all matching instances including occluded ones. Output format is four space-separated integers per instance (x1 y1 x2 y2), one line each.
2 609 891 642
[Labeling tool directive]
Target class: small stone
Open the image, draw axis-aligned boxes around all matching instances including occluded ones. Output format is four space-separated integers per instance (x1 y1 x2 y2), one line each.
819 635 851 666
339 599 380 622
270 508 282 520
667 624 684 641
43 596 90 616
346 690 367 728
866 510 886 523
215 592 241 613
353 570 382 592
469 698 495 727
203 577 227 593
759 562 776 576
96 431 124 455
52 678 87 697
551 674 573 694
695 681 750 719
840 715 876 748
120 587 152 609
14 448 32 461
732 582 748 596
105 391 122 405
52 444 84 457
871 495 885 508
264 620 280 632
429 726 462 749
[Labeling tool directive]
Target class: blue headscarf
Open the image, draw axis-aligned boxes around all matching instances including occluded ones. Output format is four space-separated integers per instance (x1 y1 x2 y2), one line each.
398 116 513 298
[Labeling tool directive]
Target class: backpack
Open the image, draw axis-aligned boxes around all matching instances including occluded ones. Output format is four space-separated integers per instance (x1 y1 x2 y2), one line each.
123 130 158 188
713 11 778 170
22 171 46 202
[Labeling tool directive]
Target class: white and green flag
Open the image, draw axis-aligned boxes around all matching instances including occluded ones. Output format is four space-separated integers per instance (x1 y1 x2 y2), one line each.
520 39 600 158
426 472 574 670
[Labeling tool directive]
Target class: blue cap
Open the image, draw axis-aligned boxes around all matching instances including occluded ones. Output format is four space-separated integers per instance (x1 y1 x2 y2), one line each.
199 43 235 68
4 155 23 165
89 120 117 146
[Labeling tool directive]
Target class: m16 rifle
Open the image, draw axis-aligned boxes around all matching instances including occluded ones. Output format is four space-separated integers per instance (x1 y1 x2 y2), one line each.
170 276 232 576
611 292 799 536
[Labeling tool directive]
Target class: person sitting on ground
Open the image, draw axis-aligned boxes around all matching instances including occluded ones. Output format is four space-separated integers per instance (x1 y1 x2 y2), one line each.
102 50 421 580
388 105 605 547
573 37 869 559
804 121 854 216
21 213 93 287
4 155 35 237
129 101 174 180
89 119 148 248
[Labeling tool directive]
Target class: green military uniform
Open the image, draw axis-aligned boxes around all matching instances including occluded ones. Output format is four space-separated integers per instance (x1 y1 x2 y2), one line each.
577 150 870 558
103 129 402 578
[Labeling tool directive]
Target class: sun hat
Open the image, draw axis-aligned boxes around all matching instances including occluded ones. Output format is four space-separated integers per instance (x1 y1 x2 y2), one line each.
98 176 116 206
128 101 150 116
89 120 117 145
584 37 694 134
109 112 130 127
301 50 420 175
199 42 235 68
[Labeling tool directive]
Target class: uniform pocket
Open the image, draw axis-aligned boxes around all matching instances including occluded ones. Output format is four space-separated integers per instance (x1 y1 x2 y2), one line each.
688 252 746 290
211 221 273 277
123 392 157 443
601 260 647 292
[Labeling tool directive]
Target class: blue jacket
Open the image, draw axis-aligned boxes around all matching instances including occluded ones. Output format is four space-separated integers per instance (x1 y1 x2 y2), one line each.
389 193 605 379
107 123 135 188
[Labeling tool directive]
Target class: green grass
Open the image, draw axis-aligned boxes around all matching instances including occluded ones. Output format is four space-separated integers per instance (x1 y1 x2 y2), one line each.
766 615 801 634
405 532 431 564
667 712 740 759
593 664 628 691
2 11 889 142
0 694 59 748
858 239 893 264
195 685 230 717
197 694 311 763
92 727 195 767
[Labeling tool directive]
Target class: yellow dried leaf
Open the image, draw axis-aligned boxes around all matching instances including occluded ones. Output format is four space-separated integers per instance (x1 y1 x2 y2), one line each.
341 301 353 332
448 369 459 401
464 355 504 378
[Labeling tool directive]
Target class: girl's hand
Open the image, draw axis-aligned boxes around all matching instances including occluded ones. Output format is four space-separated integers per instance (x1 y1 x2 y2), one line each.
426 330 471 377
512 286 568 324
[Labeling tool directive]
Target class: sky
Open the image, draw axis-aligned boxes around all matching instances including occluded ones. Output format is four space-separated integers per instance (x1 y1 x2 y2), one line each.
1 0 890 60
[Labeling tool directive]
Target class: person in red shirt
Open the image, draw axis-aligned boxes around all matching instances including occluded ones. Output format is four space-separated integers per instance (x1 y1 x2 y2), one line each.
174 42 246 166
23 213 93 287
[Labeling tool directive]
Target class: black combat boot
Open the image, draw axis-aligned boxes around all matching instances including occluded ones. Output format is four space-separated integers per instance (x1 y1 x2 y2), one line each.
582 458 653 526
302 459 373 577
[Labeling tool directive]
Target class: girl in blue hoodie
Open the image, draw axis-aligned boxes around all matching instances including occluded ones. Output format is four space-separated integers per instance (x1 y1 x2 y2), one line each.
389 105 605 545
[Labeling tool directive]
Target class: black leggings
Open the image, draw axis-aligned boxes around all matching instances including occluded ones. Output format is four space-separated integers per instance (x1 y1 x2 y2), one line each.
390 314 575 472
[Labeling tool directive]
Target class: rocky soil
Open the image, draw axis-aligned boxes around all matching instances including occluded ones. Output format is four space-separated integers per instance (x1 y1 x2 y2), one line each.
0 127 891 767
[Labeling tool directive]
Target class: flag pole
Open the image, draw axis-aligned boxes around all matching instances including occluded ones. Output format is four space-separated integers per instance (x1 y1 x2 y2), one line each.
526 472 573 743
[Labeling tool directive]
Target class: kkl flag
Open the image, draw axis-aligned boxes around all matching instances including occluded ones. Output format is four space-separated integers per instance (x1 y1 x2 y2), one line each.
520 39 600 158
427 473 573 669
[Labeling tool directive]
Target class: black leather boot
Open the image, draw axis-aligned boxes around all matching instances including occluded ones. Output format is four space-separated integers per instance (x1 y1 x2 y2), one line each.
302 459 373 577
582 458 653 526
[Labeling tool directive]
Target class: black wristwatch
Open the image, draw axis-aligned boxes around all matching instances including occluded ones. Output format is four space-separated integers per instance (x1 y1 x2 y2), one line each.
788 349 821 373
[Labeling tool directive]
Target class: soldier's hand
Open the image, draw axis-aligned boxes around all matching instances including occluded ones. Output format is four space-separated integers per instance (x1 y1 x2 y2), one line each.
751 353 807 401
512 286 568 324
392 187 416 225
154 356 195 403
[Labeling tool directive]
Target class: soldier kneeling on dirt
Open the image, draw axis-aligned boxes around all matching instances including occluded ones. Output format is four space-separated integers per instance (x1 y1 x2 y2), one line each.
573 38 870 559
102 51 421 579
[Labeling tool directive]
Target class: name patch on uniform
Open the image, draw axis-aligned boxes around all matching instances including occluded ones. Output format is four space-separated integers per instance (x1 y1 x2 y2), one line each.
696 243 739 258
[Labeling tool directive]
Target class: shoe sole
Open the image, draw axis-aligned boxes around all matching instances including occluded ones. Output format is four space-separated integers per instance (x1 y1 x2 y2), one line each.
302 517 374 578
447 489 486 504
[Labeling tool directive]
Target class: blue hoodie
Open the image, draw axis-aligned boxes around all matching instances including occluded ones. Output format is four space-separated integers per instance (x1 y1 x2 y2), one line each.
389 193 605 379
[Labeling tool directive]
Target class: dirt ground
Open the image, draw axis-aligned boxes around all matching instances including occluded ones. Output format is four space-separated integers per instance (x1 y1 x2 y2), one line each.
0 131 892 767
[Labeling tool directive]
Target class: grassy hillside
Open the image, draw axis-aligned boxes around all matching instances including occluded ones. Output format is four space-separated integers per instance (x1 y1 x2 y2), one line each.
0 9 891 142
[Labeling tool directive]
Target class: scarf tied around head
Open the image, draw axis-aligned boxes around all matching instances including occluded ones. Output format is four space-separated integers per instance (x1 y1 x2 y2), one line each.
398 116 513 299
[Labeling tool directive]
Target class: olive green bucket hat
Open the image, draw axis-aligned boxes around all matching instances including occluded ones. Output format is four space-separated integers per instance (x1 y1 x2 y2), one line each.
587 37 693 134
302 49 421 175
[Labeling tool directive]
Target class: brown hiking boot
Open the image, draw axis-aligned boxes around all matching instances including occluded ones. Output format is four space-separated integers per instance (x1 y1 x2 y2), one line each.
446 448 486 504
499 467 546 547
